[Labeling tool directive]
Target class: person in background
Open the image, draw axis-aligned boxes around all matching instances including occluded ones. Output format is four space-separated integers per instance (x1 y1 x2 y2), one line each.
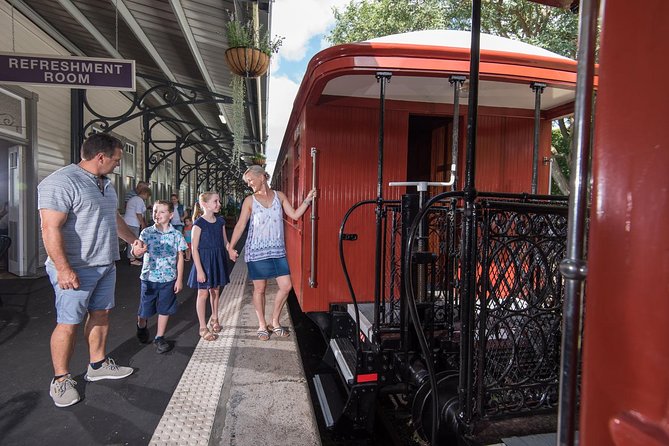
124 181 149 205
124 185 151 266
227 165 316 341
187 192 230 341
132 200 187 354
38 132 147 408
183 217 193 262
170 194 185 233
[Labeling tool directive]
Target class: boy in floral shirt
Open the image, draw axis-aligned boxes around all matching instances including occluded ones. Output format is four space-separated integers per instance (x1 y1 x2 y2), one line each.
131 200 188 353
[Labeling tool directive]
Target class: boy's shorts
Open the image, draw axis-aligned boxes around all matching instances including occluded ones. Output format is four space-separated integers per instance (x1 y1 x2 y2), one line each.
46 263 116 324
138 280 177 318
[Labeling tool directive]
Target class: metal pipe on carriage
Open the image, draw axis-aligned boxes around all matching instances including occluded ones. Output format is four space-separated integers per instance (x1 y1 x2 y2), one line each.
558 0 599 445
373 72 392 341
531 82 546 194
459 0 482 427
449 75 466 191
309 147 317 288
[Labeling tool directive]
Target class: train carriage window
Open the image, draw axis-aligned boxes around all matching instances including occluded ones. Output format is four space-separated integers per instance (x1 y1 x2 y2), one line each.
293 139 301 208
293 165 300 210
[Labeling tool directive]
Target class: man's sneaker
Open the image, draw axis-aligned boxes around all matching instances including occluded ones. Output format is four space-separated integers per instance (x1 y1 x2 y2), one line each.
136 324 149 344
154 337 173 354
84 357 134 382
49 374 80 407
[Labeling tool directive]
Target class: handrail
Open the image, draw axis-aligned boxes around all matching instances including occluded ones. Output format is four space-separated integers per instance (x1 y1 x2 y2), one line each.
339 199 377 351
557 0 599 444
309 147 318 288
338 199 400 351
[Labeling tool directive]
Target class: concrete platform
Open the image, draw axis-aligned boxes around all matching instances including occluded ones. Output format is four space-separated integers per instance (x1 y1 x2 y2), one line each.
0 258 320 446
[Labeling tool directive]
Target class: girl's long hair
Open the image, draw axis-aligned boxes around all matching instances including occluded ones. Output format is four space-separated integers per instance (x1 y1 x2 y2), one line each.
192 191 217 220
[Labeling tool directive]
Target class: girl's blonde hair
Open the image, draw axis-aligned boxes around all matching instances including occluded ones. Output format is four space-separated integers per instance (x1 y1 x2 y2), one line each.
192 191 218 220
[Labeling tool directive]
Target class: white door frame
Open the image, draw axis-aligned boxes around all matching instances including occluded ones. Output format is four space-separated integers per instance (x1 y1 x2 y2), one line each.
0 85 39 276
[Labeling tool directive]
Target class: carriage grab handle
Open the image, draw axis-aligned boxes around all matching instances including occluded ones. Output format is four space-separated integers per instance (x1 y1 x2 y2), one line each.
389 165 456 191
309 147 318 288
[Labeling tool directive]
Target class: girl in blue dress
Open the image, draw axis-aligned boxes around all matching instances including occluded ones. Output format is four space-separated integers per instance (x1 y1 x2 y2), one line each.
187 192 230 341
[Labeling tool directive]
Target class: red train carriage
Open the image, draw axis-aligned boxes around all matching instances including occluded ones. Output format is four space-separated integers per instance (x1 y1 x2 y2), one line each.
276 30 580 313
273 0 669 444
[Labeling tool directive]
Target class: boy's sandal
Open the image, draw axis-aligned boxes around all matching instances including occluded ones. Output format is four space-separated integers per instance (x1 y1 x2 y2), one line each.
267 324 290 338
209 318 222 333
199 327 218 341
257 328 270 341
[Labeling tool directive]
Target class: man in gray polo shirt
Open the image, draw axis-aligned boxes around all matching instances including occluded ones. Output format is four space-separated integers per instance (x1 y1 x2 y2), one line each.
38 133 147 408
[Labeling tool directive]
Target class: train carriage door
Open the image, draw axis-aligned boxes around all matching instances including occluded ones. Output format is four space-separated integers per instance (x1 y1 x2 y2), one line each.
407 115 453 188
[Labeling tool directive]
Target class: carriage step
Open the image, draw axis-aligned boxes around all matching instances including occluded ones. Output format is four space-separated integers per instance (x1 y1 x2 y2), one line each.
313 373 345 429
329 337 357 385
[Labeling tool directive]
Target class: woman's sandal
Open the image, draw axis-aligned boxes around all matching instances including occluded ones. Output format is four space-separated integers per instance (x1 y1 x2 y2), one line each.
199 327 218 341
257 328 270 341
267 324 290 338
209 318 222 334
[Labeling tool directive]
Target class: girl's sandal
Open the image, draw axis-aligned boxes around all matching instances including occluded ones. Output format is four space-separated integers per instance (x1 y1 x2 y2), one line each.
257 328 270 341
267 324 290 338
199 327 218 341
209 318 222 333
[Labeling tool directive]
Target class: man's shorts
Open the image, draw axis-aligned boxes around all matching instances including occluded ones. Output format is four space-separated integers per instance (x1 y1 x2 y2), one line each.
138 280 178 318
46 263 116 324
247 256 290 280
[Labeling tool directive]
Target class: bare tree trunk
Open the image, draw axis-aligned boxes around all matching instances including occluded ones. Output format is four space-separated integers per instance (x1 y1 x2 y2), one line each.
551 154 570 195
557 118 573 169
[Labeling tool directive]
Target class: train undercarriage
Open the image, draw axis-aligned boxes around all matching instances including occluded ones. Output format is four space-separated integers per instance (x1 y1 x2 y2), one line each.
311 191 571 445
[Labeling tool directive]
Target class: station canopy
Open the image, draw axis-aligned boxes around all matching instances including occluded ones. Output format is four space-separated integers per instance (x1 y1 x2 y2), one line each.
10 0 272 162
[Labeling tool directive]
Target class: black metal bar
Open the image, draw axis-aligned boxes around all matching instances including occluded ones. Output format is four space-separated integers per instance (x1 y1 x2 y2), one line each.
373 71 392 342
449 75 466 191
459 0 482 425
339 199 379 351
143 113 151 181
530 82 546 194
557 0 599 444
70 89 84 163
175 139 182 188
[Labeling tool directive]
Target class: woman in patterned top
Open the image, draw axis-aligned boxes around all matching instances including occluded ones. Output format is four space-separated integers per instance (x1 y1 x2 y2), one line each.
227 165 316 341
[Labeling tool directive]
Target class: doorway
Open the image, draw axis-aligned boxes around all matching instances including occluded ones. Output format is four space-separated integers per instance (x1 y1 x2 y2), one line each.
407 115 454 188
0 85 38 277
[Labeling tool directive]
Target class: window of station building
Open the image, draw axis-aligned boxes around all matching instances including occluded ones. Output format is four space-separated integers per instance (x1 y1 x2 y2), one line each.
165 159 173 198
0 87 26 139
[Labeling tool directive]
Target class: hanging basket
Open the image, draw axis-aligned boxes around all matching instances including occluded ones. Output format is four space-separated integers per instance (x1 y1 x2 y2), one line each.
224 47 270 78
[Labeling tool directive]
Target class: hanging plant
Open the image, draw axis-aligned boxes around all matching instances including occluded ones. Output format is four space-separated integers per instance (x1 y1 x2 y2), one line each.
230 75 246 163
250 152 266 166
224 12 284 78
225 11 283 160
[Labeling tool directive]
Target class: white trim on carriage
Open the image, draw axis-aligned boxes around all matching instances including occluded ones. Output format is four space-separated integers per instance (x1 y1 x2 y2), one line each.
366 29 573 61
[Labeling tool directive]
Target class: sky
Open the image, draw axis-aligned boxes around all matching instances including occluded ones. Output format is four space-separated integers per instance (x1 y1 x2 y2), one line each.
265 0 351 177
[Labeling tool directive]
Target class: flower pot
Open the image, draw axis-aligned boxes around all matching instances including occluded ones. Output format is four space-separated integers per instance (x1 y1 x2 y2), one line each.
224 47 270 78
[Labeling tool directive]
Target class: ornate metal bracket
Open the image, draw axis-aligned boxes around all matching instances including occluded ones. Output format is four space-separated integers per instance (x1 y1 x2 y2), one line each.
78 73 255 195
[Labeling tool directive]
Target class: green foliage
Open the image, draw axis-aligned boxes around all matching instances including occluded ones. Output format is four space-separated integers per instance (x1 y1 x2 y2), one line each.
250 152 266 166
230 75 246 162
328 0 578 58
329 0 449 44
226 12 284 55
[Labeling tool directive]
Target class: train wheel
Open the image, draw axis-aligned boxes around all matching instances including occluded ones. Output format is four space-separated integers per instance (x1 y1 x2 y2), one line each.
411 371 460 444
